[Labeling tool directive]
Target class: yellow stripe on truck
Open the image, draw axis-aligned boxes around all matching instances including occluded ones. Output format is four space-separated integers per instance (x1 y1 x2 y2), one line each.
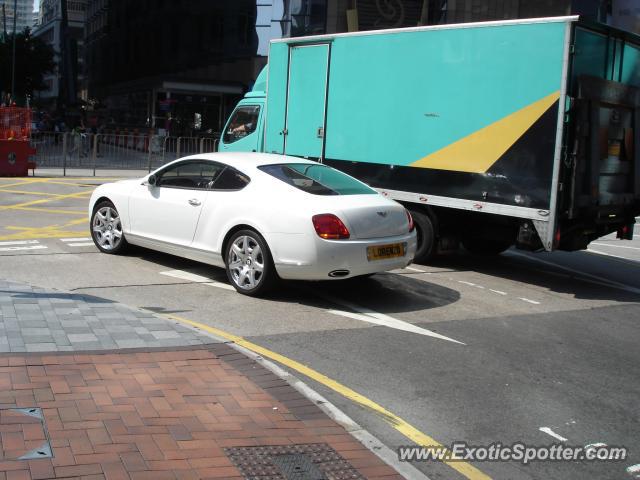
411 91 560 173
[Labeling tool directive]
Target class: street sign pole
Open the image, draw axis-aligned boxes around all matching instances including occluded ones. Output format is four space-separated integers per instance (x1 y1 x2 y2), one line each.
11 0 17 102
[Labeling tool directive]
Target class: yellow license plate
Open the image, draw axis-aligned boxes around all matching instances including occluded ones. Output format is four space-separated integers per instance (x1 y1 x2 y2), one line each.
367 243 405 261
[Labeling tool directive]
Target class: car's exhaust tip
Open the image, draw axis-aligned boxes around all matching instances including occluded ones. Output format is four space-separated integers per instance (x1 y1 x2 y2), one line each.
328 269 350 278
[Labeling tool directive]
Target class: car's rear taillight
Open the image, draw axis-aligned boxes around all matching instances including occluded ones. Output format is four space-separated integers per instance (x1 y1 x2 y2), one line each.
406 209 415 232
312 214 350 239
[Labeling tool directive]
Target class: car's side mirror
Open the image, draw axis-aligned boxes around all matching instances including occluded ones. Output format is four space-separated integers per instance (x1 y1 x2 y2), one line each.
145 174 157 187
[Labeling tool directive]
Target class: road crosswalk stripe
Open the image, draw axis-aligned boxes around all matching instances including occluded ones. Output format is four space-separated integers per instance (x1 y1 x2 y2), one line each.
0 240 40 246
0 245 48 252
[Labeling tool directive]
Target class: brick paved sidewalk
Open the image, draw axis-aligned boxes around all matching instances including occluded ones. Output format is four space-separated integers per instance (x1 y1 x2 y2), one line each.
0 280 403 479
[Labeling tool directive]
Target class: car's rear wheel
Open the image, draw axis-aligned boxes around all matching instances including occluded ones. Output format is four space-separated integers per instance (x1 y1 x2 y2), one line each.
225 229 277 296
91 200 128 254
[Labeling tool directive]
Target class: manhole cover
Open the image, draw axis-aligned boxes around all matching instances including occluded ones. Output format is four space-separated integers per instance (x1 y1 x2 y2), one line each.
271 454 326 479
225 443 365 480
0 408 52 460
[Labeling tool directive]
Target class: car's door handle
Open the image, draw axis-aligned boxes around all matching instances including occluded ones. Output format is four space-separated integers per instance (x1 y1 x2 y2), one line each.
188 199 201 206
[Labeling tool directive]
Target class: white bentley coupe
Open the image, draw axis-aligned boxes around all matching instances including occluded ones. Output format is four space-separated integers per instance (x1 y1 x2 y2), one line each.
89 153 417 296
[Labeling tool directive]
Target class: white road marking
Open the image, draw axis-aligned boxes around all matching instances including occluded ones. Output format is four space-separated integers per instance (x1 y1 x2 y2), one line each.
67 242 95 247
590 242 640 251
0 245 47 252
539 427 568 442
405 266 427 273
317 292 465 345
0 240 40 246
159 269 235 291
61 237 91 242
627 464 640 478
490 289 507 295
519 297 541 305
326 308 466 343
162 268 465 344
587 249 640 267
507 251 640 295
458 280 484 289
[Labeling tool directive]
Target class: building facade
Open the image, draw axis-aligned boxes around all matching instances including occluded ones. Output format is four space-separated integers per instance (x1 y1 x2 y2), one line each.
32 0 87 106
2 0 32 34
81 0 638 136
84 0 314 135
323 0 636 33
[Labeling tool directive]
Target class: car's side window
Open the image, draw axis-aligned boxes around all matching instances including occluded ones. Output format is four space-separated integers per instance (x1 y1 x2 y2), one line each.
157 161 224 189
211 168 250 191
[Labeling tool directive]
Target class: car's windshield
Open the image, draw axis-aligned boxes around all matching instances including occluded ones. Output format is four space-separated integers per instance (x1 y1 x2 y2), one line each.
258 163 376 196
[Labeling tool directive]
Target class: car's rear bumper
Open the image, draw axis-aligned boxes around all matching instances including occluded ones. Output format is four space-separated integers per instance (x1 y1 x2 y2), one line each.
271 231 417 280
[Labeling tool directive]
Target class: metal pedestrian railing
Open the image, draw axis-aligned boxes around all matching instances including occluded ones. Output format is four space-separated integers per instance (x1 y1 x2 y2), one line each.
28 132 219 175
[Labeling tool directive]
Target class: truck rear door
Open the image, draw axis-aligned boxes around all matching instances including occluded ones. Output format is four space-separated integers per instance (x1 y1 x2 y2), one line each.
559 24 640 249
283 44 330 160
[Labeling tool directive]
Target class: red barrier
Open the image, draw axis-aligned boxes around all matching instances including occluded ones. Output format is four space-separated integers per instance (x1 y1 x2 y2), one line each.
0 107 36 176
0 107 31 140
0 140 37 176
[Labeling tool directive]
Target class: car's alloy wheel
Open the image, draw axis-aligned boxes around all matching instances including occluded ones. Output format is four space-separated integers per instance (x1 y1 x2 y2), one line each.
225 229 276 296
91 201 127 254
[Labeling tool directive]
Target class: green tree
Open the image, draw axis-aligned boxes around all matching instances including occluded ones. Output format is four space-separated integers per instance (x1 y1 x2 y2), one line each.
0 28 55 101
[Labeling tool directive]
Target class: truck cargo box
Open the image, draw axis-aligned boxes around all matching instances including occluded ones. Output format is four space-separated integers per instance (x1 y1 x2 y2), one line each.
220 16 640 258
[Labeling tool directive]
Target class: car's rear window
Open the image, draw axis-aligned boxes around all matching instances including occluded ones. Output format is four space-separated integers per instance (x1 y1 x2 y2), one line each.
258 163 376 196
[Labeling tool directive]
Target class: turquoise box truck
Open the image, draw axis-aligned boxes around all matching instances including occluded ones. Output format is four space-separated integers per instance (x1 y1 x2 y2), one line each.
220 16 640 262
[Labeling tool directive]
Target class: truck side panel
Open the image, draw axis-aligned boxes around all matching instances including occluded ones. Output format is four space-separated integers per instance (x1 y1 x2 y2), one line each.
284 44 330 159
266 21 568 211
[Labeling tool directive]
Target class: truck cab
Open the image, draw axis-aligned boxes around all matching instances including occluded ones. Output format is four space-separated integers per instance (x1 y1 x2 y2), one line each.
219 69 266 154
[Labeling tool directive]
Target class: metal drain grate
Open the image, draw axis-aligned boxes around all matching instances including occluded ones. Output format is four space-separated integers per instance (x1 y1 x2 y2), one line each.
225 443 365 480
0 407 53 461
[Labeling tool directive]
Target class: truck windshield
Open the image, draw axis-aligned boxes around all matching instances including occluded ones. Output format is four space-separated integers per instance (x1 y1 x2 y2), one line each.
259 163 376 196
223 106 260 144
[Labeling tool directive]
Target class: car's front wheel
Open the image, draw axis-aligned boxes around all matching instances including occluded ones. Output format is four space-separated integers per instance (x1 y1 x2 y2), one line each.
225 229 277 296
90 200 128 254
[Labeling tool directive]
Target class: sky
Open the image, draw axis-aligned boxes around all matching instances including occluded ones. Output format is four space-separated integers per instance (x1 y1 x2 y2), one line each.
33 0 38 12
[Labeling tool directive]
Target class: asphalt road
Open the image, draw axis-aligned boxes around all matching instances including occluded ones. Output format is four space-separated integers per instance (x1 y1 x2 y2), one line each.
1 176 638 480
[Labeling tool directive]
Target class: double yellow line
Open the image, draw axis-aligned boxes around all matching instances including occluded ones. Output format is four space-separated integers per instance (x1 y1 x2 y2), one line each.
168 314 491 480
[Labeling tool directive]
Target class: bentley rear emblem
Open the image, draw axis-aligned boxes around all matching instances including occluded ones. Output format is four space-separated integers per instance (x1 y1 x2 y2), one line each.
376 211 388 218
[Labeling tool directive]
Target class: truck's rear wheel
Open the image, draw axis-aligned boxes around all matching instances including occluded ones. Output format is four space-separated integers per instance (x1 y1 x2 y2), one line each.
411 210 436 264
462 238 511 255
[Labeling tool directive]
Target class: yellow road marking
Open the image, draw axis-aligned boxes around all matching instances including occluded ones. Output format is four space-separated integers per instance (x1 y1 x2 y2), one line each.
41 180 104 187
0 217 89 241
0 188 66 197
0 179 43 189
0 190 92 211
167 314 491 480
10 206 86 215
38 178 119 186
43 177 119 181
0 230 88 241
